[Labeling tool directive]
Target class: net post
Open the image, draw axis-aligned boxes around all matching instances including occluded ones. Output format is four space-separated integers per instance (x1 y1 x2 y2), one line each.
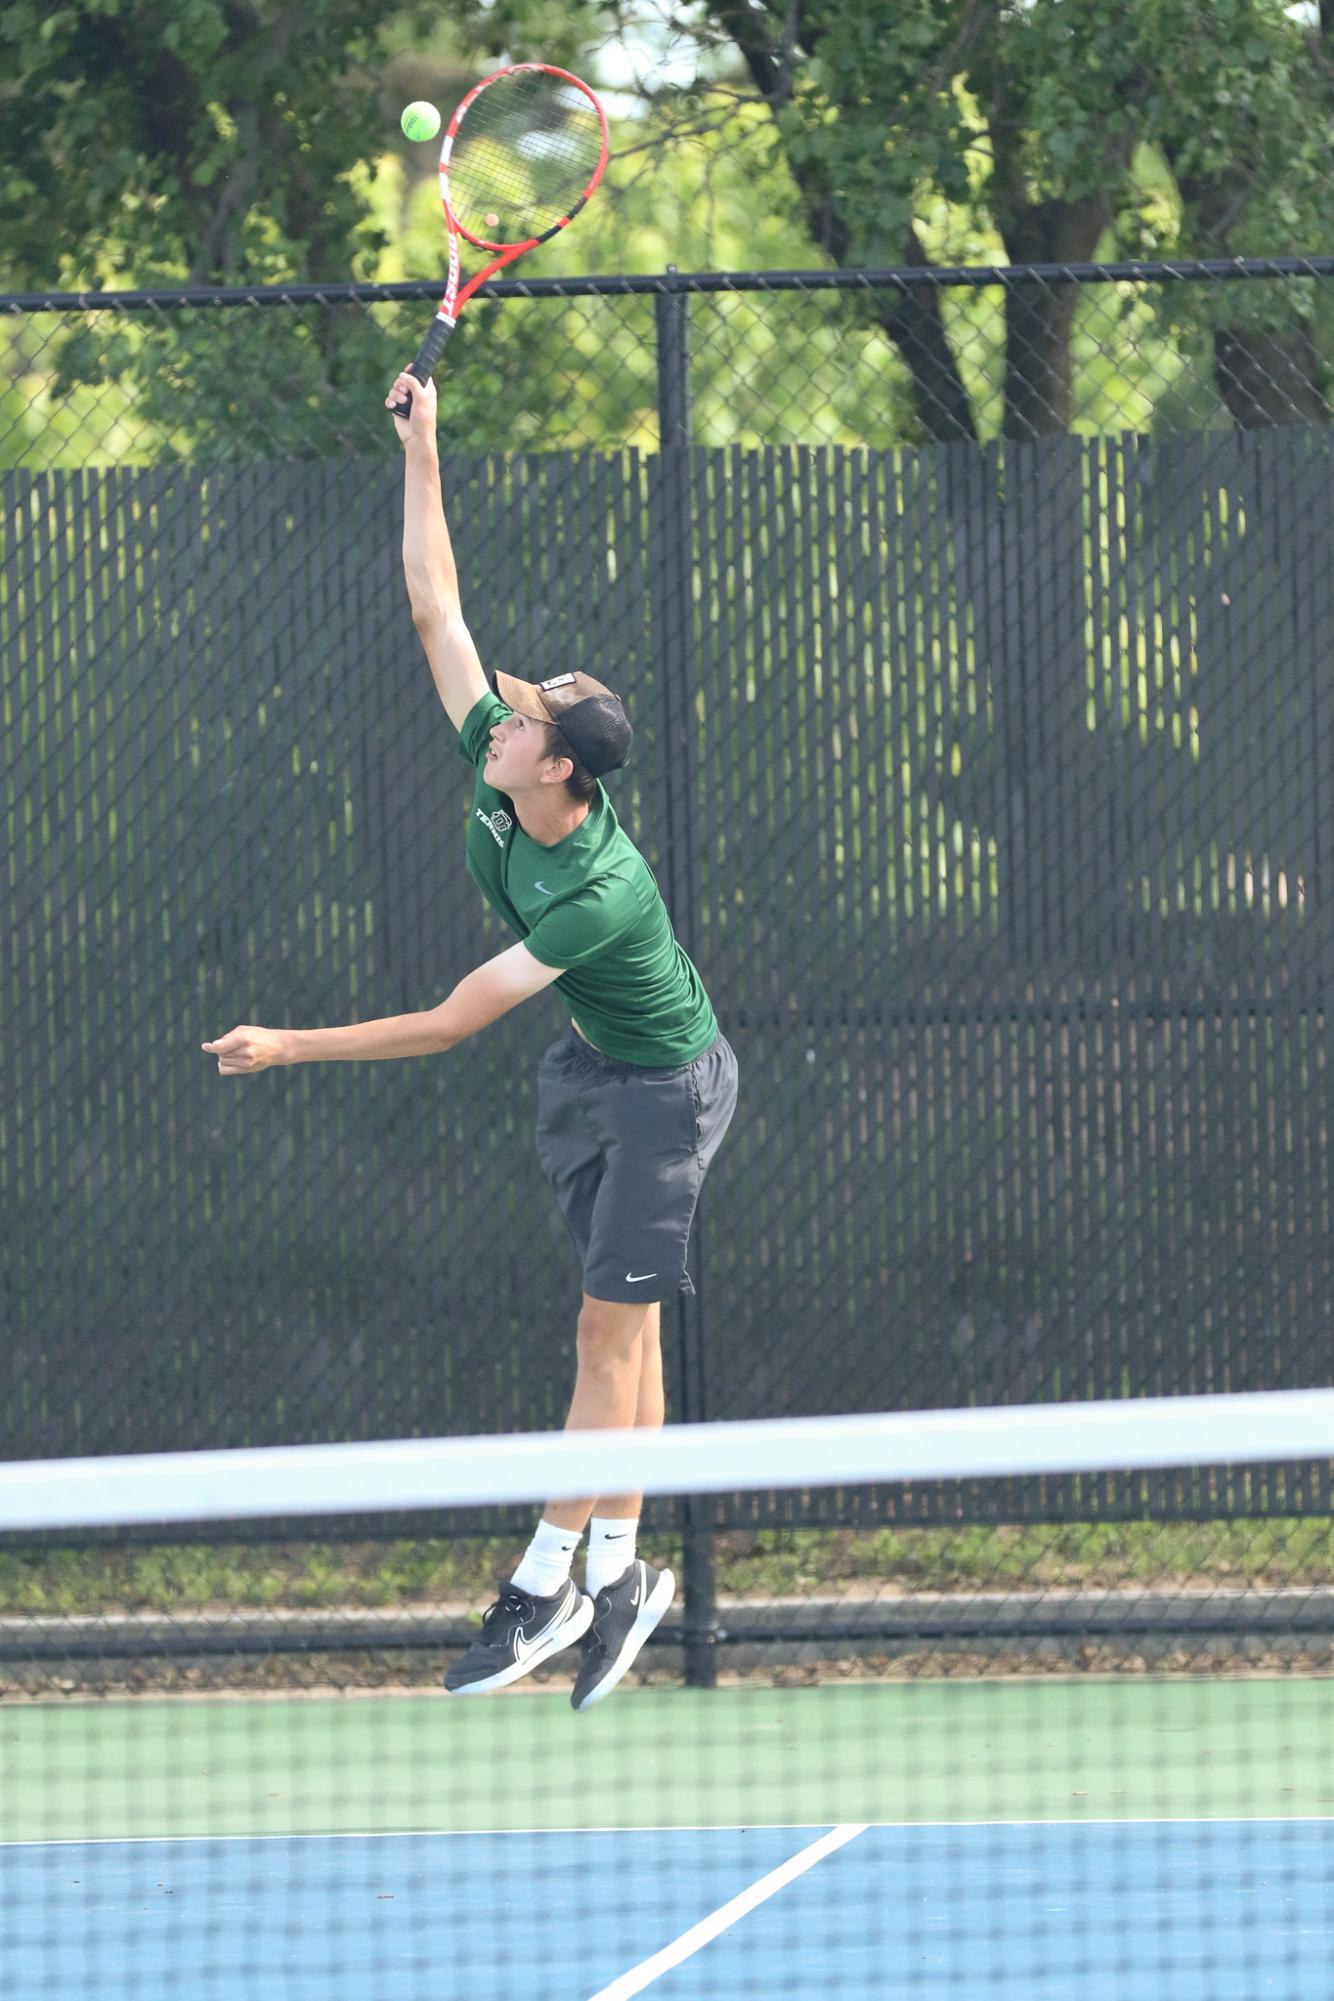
651 269 716 1687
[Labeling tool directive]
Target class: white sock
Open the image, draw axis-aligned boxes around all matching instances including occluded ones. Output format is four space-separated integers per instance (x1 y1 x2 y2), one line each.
510 1519 580 1599
585 1516 639 1597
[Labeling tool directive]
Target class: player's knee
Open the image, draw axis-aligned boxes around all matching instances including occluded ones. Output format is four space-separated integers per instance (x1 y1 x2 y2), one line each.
575 1297 650 1367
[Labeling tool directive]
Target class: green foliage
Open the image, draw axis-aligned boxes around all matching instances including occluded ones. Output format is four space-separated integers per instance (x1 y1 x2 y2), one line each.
3 0 1334 457
0 0 400 290
697 0 1334 430
1136 0 1330 247
10 0 1329 292
698 0 1333 262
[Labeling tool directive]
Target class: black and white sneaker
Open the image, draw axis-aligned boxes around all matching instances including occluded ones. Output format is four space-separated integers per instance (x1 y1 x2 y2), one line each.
570 1560 675 1713
444 1579 593 1696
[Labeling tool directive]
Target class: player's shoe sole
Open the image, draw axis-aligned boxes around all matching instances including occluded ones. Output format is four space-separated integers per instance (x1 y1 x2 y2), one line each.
571 1561 675 1712
445 1581 594 1697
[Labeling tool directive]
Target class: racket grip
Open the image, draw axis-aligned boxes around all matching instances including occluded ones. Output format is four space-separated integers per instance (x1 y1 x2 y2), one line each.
391 317 456 419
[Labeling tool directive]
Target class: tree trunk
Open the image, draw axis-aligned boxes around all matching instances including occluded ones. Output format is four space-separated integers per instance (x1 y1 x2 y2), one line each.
996 196 1116 439
876 227 979 444
710 1 980 444
1214 327 1328 429
1170 172 1330 430
1002 277 1082 437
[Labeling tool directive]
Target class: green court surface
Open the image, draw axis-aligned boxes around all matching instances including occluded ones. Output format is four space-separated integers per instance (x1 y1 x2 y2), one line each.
4 1677 1332 1844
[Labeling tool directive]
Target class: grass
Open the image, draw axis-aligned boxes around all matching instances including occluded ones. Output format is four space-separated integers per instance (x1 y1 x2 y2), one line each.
3 1518 1331 1616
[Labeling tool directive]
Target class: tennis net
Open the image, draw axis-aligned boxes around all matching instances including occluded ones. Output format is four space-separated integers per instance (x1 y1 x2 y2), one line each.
4 1391 1334 1999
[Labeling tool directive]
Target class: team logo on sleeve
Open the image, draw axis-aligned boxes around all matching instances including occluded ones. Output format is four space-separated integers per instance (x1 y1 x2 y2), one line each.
475 806 513 847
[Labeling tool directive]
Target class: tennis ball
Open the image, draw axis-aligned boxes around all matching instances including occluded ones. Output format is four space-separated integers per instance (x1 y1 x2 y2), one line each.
401 101 441 143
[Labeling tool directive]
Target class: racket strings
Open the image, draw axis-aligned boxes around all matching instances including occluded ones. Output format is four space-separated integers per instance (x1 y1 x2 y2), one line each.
449 73 604 245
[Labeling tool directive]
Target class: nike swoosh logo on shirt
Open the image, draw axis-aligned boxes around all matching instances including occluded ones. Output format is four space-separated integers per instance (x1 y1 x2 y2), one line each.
534 881 555 895
625 1272 657 1283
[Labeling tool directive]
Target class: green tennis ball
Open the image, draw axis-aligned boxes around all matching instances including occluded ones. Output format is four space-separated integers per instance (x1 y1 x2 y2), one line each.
401 101 441 143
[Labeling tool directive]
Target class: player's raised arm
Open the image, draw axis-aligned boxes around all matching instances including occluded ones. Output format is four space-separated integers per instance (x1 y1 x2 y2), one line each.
386 369 489 733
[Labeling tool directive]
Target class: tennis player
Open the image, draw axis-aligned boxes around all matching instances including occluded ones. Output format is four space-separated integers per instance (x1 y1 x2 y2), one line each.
202 369 737 1711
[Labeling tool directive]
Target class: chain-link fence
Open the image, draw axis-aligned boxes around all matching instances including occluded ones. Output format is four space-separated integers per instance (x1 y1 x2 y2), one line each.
4 261 1334 1533
6 257 1334 466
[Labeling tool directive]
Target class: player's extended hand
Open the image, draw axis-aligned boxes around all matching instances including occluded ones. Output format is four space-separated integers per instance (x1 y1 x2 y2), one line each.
201 1025 292 1076
386 368 437 444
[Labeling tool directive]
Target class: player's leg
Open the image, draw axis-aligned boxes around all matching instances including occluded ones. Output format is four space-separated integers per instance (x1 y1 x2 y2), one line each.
443 1294 652 1697
545 1293 657 1528
442 1039 607 1697
564 1038 737 1710
635 1298 664 1428
578 1299 661 1566
575 1299 661 1596
445 1031 736 1699
569 1299 675 1710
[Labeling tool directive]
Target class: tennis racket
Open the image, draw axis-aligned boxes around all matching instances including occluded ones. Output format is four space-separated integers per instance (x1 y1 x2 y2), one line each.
390 63 609 417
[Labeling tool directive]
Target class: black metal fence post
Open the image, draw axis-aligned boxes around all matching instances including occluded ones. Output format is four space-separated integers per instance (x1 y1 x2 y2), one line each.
651 273 717 1688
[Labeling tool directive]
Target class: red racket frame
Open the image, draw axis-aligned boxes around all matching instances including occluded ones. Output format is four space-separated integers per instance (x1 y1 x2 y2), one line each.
392 63 609 416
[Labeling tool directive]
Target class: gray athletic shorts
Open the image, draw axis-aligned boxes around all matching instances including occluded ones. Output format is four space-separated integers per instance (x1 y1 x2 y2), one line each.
535 1027 739 1305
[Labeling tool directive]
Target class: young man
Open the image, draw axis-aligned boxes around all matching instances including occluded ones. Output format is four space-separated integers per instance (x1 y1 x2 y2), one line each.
202 369 738 1711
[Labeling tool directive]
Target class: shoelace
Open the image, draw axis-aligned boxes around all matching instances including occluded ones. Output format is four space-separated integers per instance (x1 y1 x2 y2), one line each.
479 1586 533 1637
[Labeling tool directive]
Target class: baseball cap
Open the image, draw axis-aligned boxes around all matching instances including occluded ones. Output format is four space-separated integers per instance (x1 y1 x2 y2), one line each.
493 670 633 779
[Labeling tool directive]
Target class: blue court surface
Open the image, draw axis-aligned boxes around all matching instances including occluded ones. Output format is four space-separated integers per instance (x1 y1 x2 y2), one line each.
6 1818 1334 2000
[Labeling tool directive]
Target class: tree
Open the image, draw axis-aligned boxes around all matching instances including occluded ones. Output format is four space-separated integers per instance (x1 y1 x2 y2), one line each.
0 0 628 457
1140 0 1334 428
0 1 398 289
641 0 1334 441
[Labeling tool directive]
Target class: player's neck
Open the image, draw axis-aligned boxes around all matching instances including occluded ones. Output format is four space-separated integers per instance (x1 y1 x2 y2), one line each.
515 792 592 848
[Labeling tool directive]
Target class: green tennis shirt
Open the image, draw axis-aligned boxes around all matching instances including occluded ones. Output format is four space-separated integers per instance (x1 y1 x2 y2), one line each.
458 693 718 1067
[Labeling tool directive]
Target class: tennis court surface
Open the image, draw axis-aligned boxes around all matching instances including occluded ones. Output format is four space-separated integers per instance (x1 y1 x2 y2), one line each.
4 1395 1334 1997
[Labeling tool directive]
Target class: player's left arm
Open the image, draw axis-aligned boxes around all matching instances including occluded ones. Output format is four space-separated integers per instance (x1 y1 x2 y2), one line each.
202 943 564 1075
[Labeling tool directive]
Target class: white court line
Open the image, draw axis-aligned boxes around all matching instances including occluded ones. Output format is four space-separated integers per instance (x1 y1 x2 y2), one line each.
585 1822 867 2001
5 1812 1334 1851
